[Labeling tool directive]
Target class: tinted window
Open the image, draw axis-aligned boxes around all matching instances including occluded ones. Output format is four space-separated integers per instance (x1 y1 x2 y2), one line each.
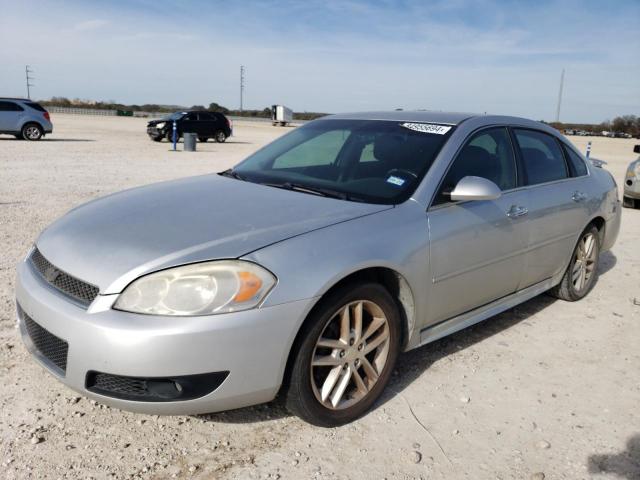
233 120 454 205
0 101 24 111
563 145 588 177
514 129 567 185
25 102 46 112
435 127 516 204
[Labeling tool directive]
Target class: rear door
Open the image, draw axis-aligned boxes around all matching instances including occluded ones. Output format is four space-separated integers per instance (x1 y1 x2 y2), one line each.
427 127 530 323
512 128 590 288
0 101 24 131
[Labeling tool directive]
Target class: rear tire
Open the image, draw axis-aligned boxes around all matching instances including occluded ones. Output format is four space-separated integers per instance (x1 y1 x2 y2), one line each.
214 130 227 143
285 283 401 427
549 225 600 301
22 123 43 141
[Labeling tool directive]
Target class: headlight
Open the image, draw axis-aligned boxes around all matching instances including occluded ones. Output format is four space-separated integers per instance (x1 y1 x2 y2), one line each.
114 261 276 316
155 122 165 129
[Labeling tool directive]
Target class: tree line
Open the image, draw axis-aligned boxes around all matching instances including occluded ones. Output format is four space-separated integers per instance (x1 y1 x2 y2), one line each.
40 97 327 121
548 114 640 137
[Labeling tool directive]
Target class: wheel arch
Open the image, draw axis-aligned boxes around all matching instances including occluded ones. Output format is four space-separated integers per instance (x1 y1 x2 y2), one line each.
279 266 416 392
20 120 44 132
588 215 606 245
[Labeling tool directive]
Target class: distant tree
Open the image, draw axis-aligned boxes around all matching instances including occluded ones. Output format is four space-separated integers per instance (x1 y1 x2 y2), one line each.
208 102 230 114
612 115 638 134
190 105 206 111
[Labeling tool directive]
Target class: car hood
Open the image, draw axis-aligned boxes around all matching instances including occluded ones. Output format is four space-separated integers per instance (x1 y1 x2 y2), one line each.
35 174 390 294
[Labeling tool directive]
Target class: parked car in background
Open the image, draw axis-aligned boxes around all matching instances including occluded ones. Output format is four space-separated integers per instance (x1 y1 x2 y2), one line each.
623 145 640 208
17 111 621 426
0 98 52 140
146 110 232 143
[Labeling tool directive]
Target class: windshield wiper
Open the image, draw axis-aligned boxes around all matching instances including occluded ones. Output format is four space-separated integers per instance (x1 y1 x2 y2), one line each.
260 182 354 201
219 169 246 181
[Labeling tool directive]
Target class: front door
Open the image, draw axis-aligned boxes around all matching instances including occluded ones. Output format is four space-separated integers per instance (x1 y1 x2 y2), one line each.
427 127 529 324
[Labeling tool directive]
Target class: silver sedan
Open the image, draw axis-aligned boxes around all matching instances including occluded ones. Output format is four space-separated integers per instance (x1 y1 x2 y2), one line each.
16 111 621 426
623 144 640 208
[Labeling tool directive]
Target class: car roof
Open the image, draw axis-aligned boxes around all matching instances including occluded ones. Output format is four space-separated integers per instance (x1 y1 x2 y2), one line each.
323 110 476 125
0 97 33 102
322 110 547 129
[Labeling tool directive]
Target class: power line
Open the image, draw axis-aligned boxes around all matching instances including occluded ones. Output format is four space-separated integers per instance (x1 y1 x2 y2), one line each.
555 68 564 122
25 65 34 100
240 65 245 112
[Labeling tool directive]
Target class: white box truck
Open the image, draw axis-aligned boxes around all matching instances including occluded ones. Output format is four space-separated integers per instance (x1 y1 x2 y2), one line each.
271 105 293 126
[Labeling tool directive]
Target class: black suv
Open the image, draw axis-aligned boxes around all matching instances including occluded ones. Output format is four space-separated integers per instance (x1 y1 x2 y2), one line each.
147 111 232 143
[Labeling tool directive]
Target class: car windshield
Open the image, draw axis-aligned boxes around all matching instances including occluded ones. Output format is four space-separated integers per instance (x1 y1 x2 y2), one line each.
231 119 455 204
162 112 186 121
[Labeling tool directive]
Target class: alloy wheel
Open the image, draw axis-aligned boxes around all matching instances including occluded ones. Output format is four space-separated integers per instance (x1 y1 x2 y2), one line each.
310 300 390 410
572 232 597 292
25 126 41 140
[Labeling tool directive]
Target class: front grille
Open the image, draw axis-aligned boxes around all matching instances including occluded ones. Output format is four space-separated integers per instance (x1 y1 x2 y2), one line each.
21 308 69 374
29 248 99 307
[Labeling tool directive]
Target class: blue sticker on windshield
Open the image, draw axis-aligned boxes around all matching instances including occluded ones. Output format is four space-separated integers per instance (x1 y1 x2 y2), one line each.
386 175 405 186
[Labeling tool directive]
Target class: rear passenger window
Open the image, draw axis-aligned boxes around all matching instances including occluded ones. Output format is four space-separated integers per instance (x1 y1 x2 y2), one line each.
0 101 24 111
563 145 588 177
514 129 567 185
435 127 517 204
25 102 46 112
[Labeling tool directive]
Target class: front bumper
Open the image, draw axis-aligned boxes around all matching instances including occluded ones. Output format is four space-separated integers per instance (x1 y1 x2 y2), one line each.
624 176 640 199
146 127 165 139
16 260 313 414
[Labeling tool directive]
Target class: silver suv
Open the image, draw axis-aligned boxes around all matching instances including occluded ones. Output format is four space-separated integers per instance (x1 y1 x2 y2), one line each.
0 98 53 140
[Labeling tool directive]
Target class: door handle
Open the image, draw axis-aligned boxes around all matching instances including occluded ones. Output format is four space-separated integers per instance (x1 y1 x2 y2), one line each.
572 191 587 202
507 205 529 218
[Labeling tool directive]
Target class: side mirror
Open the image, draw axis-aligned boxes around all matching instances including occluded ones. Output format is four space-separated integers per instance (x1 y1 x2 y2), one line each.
634 145 640 154
450 176 502 201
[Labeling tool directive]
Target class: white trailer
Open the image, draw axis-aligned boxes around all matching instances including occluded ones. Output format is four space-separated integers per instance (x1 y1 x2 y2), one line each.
271 105 293 126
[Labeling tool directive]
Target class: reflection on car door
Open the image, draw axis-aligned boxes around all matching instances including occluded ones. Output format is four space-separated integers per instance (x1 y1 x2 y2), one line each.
513 129 591 288
181 113 198 136
427 127 529 324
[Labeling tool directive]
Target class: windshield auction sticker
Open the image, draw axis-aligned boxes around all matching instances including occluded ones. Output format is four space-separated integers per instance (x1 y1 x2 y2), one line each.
400 123 452 135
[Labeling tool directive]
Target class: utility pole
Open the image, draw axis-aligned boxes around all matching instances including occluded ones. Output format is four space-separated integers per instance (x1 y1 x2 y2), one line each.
25 65 34 99
240 65 245 112
555 68 564 122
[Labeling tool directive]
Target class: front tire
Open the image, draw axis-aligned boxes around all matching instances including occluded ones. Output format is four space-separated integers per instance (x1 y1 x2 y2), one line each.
623 196 636 208
285 283 401 427
22 123 43 141
198 137 208 143
549 225 600 301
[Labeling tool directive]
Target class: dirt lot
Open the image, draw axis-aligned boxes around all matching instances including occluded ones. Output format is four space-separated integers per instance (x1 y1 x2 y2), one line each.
1 115 638 480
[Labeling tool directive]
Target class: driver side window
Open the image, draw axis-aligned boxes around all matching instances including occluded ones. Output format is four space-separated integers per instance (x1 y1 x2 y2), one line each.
435 127 517 205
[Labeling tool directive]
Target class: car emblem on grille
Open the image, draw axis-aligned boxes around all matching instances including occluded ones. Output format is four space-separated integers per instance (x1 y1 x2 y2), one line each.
44 266 60 283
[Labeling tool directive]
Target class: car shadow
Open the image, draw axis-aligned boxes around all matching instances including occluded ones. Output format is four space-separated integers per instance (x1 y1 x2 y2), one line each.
377 293 558 407
588 434 640 479
194 252 617 425
0 137 95 142
598 250 617 276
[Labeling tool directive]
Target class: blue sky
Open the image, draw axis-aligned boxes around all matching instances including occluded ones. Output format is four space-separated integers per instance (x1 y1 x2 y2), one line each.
1 0 638 122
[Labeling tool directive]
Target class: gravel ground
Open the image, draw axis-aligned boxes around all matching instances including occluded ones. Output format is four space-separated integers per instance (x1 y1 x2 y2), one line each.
1 115 639 480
